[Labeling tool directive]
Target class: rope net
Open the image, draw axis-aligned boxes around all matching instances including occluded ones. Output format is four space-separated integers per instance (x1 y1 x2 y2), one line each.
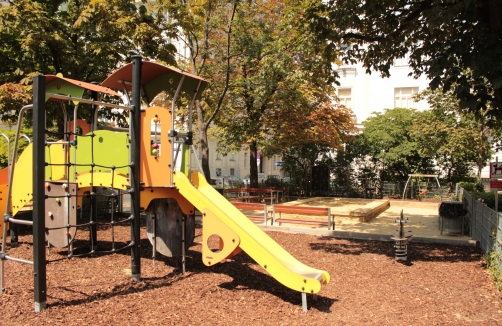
44 129 133 262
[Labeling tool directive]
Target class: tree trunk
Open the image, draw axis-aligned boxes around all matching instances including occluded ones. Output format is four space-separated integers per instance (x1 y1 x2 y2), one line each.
250 141 259 187
196 100 211 181
477 119 485 179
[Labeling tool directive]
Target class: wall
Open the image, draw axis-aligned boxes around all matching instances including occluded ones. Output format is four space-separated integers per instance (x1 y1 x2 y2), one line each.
335 61 430 124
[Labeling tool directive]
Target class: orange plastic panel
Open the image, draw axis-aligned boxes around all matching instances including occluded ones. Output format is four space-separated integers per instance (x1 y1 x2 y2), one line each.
0 167 8 185
66 119 91 141
140 106 173 187
0 184 8 233
140 187 194 215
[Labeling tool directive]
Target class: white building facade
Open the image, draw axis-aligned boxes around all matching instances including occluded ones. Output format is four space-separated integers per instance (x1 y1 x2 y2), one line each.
189 138 283 181
334 60 431 124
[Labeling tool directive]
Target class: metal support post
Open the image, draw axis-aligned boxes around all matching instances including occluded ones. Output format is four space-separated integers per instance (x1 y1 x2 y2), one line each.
130 56 142 281
301 292 307 312
90 89 98 250
32 75 47 312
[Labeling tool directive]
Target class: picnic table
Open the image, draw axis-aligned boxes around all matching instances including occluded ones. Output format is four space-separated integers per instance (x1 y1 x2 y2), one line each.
239 187 283 205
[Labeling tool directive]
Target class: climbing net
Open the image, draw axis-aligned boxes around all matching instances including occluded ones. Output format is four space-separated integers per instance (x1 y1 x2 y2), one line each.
43 127 134 261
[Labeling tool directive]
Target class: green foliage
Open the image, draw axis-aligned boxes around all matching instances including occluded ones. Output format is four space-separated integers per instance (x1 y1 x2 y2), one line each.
413 87 497 181
304 0 502 122
157 0 241 180
234 3 354 147
0 128 32 168
184 0 356 185
485 242 502 295
357 107 431 183
354 91 496 188
471 191 497 210
458 181 485 193
0 0 178 130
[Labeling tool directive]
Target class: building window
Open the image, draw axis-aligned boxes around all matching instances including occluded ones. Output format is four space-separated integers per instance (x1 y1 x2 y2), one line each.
394 49 413 67
215 152 222 160
229 153 235 161
394 87 419 109
230 168 235 176
244 152 247 168
394 56 409 67
337 88 352 109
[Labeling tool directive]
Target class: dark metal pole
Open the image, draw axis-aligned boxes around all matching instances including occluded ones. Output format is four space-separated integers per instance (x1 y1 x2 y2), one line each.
130 56 142 280
90 88 98 250
32 75 47 311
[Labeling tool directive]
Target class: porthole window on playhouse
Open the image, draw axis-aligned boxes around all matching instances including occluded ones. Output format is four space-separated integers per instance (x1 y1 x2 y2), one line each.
151 115 161 157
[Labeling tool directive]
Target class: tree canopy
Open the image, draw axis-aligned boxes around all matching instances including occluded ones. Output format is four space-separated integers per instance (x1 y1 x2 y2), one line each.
352 101 496 189
212 0 356 186
356 107 429 183
413 87 497 180
0 0 178 128
0 0 177 83
304 0 502 121
160 0 356 186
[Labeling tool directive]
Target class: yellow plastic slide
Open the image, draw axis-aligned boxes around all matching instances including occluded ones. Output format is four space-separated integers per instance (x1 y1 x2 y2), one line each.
173 171 330 295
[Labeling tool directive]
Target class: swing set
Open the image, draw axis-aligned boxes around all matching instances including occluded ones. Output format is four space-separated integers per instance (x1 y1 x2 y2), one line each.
402 174 441 199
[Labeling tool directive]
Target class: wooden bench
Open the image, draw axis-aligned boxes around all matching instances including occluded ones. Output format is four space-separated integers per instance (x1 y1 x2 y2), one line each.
231 202 270 224
272 205 335 230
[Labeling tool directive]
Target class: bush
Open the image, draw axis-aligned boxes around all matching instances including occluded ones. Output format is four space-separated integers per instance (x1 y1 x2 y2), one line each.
470 191 496 210
459 181 485 192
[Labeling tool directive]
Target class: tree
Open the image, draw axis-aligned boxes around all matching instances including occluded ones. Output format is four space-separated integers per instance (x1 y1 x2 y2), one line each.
357 108 432 184
281 143 330 195
0 128 32 168
412 88 498 182
159 0 239 181
213 0 353 186
0 0 178 129
304 0 502 121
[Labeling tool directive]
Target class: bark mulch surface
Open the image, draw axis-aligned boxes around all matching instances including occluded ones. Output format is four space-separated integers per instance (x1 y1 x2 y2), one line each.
1 222 501 325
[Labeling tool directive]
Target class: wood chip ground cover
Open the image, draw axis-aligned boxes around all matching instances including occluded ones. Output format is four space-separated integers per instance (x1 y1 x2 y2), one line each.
1 224 501 325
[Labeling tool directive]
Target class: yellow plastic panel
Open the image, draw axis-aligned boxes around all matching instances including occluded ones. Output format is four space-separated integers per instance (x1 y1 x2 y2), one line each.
201 208 240 266
140 106 173 187
47 141 66 181
173 171 330 294
11 140 67 216
75 172 129 209
11 143 34 216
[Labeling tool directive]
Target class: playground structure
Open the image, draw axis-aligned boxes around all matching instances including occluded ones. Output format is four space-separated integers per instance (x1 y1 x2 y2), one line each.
0 57 329 312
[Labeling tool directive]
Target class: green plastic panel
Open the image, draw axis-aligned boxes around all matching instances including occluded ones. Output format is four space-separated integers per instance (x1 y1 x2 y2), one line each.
70 130 129 178
45 79 85 104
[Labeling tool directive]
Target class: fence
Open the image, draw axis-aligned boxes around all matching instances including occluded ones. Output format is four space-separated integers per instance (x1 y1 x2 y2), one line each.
461 189 500 259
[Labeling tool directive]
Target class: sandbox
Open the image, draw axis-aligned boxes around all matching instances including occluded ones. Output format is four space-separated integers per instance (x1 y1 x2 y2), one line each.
285 197 390 222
